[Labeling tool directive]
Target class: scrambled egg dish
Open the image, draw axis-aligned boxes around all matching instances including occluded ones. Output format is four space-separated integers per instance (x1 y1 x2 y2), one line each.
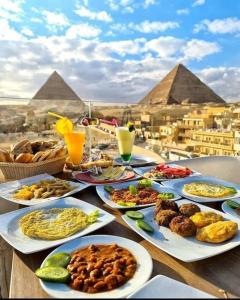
183 182 237 198
196 221 238 243
19 208 99 240
190 212 223 228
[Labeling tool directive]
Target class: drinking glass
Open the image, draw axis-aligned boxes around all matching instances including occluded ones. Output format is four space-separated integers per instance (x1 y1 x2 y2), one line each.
116 127 135 165
64 126 86 165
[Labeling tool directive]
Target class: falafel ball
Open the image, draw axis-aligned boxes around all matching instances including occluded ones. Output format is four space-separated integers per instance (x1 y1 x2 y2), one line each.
155 209 179 227
155 199 179 215
179 203 200 217
169 215 197 237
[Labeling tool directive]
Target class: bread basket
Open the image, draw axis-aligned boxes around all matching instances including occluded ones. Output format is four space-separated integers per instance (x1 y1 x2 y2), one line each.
0 155 67 181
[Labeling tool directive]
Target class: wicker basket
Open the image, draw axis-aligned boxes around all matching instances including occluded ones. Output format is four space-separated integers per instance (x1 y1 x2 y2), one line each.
0 155 67 181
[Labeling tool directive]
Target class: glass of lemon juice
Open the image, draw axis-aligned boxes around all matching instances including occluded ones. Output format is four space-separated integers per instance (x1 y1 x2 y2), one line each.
116 127 135 165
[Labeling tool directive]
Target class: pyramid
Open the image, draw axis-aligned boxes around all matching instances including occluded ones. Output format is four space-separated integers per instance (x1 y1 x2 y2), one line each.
30 71 86 113
32 71 81 101
139 64 225 105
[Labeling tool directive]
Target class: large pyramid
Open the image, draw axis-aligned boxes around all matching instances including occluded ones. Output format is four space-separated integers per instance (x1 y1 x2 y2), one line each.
30 71 86 113
139 64 225 105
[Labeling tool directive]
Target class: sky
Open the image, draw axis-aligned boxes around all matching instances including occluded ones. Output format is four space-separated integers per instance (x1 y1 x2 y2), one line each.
0 0 240 104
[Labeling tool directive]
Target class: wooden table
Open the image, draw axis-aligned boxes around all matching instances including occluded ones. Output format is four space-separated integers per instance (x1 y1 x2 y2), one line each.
9 156 240 298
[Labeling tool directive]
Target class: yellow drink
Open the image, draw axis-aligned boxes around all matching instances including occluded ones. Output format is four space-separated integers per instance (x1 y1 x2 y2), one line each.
64 131 85 165
116 127 135 163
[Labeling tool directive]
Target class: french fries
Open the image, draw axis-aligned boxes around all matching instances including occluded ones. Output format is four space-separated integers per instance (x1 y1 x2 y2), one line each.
13 179 74 200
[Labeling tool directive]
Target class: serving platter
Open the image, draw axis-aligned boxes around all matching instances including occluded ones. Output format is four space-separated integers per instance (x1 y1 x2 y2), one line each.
122 199 240 262
114 155 156 167
134 163 201 182
96 180 181 209
222 198 240 219
162 176 240 203
39 235 153 298
73 169 141 185
127 275 215 298
0 197 115 254
0 173 90 206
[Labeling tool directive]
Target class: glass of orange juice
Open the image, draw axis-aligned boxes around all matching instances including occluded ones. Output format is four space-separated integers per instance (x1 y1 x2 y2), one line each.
64 126 86 165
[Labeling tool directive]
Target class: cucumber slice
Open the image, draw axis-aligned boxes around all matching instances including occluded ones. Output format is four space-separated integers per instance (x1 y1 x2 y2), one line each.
136 220 154 233
35 266 70 283
126 211 144 219
227 200 240 209
43 253 71 268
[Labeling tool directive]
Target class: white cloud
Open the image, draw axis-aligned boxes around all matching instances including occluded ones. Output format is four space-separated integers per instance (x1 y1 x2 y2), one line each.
21 27 34 37
42 10 69 32
145 36 184 57
177 8 189 15
192 0 205 7
0 0 25 21
182 39 220 61
143 0 157 9
197 67 240 101
105 0 135 14
194 18 240 34
0 19 23 40
129 20 179 33
30 17 42 23
66 23 102 39
75 4 112 22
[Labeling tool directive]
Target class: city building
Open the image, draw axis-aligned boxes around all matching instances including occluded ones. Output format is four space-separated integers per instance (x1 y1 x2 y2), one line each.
192 129 240 156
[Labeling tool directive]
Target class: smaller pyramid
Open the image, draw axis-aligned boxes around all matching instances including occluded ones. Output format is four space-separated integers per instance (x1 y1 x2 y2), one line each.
32 71 81 101
139 64 225 105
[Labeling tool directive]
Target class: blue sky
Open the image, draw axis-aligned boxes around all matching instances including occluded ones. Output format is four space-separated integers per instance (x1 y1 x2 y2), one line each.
0 0 240 103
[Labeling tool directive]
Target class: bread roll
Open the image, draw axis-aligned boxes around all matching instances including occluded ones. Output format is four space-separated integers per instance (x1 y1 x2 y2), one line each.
11 140 32 156
15 153 33 163
32 151 44 162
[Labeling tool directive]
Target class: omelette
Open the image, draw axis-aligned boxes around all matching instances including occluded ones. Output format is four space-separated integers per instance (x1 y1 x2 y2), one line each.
183 182 237 198
196 221 238 243
19 208 99 240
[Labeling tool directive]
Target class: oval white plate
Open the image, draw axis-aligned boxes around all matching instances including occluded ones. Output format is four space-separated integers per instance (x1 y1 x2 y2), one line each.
222 198 240 219
0 173 90 206
96 180 181 209
39 235 153 298
134 164 201 182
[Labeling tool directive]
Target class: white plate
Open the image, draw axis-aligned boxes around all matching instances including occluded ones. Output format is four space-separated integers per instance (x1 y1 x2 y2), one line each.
127 275 215 298
122 199 240 262
134 164 201 182
222 198 240 219
39 235 153 299
96 180 181 209
114 155 156 166
0 173 90 206
0 197 115 254
162 176 240 203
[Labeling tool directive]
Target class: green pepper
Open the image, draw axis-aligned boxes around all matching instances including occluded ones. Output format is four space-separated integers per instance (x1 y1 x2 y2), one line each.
129 185 138 195
104 185 115 193
227 200 240 209
138 179 153 188
157 192 175 200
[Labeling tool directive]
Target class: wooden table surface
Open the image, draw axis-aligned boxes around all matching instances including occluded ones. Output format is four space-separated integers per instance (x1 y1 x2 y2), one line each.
9 156 240 299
